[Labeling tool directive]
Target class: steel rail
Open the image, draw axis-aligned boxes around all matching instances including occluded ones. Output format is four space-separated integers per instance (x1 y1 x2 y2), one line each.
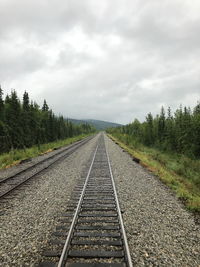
0 136 93 184
0 135 94 199
40 133 132 266
105 137 133 267
57 144 99 267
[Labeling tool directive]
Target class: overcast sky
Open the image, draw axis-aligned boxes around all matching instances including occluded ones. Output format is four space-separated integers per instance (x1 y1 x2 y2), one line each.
0 0 200 124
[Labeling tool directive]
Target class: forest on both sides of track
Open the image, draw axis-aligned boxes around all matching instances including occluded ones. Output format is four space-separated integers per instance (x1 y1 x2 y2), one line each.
107 102 200 211
0 87 95 154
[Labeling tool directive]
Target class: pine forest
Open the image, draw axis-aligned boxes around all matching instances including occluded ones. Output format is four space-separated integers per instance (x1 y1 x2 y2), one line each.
108 103 200 158
0 87 94 154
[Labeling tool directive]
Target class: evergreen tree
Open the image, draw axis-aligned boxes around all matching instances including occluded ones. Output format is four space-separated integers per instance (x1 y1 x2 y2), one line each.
192 102 200 157
5 90 23 148
158 106 166 145
22 91 32 147
194 102 200 115
42 99 49 112
144 113 154 145
165 107 175 150
23 91 30 111
108 101 200 158
0 88 94 154
0 85 4 121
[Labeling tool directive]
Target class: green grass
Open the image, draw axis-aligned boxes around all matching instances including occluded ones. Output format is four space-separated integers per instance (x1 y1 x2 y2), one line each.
108 133 200 212
0 134 92 170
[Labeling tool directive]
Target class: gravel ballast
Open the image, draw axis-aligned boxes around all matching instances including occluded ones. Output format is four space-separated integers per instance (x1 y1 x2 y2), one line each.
0 135 99 266
1 133 199 266
105 135 200 266
0 137 92 182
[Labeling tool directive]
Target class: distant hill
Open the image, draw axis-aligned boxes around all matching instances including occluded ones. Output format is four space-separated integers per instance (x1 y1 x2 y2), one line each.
67 118 122 130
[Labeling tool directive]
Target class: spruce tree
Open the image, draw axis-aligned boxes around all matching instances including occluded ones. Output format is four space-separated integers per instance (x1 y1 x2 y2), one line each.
0 88 94 155
5 90 23 148
165 107 175 150
42 99 49 112
145 113 154 145
22 91 32 147
23 91 30 111
0 85 4 121
158 106 166 145
192 102 200 157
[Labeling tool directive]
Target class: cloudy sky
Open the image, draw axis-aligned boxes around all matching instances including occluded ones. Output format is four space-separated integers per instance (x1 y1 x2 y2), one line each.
0 0 200 124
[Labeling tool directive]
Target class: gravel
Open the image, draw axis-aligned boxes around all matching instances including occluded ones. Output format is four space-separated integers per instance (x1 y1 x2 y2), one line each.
1 133 199 267
0 137 92 182
0 135 99 266
105 135 200 267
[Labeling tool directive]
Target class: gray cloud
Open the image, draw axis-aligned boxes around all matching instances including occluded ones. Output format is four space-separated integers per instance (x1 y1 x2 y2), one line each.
0 46 47 80
0 0 200 124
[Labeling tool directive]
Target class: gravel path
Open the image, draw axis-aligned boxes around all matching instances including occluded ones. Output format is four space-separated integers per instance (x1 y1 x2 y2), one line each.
0 135 99 266
105 135 200 267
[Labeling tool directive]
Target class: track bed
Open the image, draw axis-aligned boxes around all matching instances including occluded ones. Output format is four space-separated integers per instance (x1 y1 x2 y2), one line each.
41 134 132 267
0 136 93 199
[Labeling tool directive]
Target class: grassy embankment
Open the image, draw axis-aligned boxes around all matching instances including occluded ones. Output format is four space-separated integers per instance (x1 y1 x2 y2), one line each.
108 133 200 212
0 133 93 170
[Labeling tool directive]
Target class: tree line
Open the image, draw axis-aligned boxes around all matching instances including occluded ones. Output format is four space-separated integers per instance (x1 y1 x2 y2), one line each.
108 103 200 158
0 87 95 153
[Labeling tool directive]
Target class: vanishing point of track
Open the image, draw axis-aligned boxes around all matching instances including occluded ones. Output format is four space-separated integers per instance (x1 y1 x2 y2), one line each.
0 136 93 199
41 134 133 267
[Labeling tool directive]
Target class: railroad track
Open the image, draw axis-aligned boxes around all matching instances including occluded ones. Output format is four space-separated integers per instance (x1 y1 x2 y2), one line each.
0 135 94 199
41 134 132 267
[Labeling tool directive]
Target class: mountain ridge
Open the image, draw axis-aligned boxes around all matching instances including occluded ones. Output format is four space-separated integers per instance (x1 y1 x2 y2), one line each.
67 118 122 130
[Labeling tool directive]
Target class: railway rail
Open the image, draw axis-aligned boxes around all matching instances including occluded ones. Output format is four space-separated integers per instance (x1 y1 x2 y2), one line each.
41 134 133 267
0 135 94 199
